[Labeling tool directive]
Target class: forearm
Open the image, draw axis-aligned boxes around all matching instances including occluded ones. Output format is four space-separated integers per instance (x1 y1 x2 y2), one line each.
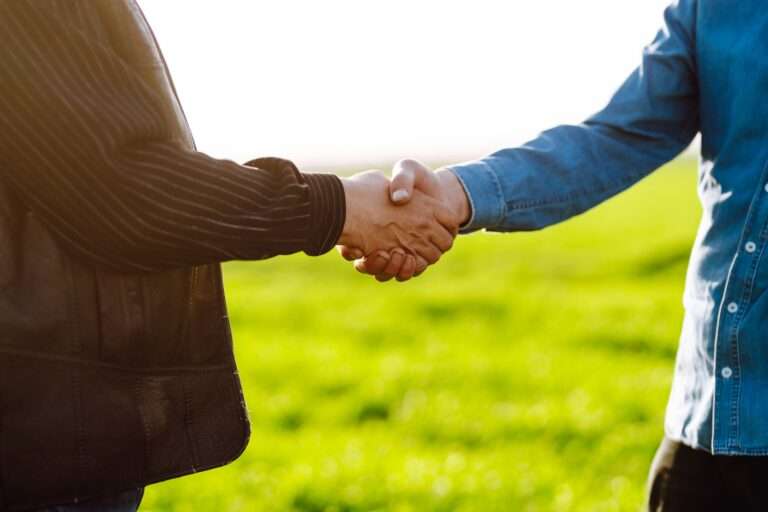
450 117 697 233
111 147 346 270
5 140 345 273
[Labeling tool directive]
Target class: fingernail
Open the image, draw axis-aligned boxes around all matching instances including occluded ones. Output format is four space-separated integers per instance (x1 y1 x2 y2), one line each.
391 189 409 202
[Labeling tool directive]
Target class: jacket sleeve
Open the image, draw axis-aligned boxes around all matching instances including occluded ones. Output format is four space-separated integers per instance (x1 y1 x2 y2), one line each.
450 0 699 233
0 1 345 273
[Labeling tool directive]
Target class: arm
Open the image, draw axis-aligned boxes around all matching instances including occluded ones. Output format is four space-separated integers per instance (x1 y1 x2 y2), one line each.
0 1 345 273
346 0 699 281
451 0 699 233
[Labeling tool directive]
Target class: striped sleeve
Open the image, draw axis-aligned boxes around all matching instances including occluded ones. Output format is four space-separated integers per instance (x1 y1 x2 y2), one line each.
0 1 345 273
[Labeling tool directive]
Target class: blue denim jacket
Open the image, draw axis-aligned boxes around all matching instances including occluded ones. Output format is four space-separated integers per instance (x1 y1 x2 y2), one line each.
450 0 768 455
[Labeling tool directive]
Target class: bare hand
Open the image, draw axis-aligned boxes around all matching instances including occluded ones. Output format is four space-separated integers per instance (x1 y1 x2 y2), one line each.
338 160 470 282
336 169 457 278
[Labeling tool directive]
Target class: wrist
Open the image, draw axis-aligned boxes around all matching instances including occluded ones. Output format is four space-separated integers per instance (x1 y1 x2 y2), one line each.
338 177 362 248
436 169 471 226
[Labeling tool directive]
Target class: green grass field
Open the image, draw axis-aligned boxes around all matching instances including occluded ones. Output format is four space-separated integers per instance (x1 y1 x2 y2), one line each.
141 159 700 511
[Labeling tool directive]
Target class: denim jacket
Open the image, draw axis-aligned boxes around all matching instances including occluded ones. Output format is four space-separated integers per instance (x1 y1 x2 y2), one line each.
450 0 768 454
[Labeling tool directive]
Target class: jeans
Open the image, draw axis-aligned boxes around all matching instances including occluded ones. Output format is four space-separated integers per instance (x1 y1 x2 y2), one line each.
29 488 144 512
647 437 768 511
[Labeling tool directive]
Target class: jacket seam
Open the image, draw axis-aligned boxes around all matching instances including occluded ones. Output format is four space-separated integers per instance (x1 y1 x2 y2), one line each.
723 155 768 449
71 369 86 498
135 378 151 483
182 376 200 470
483 161 508 226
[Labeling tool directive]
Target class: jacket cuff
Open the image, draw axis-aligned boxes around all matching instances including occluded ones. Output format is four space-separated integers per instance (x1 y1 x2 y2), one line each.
302 172 346 255
448 160 507 233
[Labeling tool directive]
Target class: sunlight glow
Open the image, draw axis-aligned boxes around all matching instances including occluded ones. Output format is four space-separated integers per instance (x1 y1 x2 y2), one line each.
140 0 672 170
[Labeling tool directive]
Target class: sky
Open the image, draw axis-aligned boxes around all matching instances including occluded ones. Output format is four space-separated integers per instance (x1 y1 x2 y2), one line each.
140 0 673 171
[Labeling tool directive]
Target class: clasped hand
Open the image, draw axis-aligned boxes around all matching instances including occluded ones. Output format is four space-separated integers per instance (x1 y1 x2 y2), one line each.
337 159 470 282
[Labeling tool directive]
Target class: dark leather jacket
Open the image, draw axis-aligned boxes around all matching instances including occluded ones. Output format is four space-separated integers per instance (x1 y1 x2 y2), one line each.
0 3 249 509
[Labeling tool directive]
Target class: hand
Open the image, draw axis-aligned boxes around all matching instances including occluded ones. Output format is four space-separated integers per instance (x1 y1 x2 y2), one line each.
337 169 457 278
339 160 470 281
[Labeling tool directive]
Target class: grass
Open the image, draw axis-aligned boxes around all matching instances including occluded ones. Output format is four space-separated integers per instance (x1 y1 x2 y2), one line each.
141 159 700 511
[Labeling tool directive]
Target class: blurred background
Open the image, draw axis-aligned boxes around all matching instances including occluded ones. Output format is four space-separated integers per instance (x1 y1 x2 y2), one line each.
138 1 699 510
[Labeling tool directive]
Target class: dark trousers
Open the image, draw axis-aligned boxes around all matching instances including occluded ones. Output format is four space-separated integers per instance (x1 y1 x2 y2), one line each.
647 437 768 511
28 488 144 512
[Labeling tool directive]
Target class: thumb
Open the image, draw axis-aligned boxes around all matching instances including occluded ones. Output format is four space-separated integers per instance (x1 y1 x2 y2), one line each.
389 159 440 204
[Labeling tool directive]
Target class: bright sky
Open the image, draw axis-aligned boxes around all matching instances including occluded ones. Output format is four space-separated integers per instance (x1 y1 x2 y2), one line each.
140 0 672 171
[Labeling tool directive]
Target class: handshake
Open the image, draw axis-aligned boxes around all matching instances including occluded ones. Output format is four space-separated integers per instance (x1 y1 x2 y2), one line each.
336 159 471 282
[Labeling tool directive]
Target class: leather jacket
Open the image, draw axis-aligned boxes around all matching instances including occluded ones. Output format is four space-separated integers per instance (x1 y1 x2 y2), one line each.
0 2 249 509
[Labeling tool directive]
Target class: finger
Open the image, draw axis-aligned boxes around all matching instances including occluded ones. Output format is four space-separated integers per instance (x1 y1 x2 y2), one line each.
389 161 415 204
384 249 406 275
390 159 440 204
429 224 455 253
413 256 429 277
354 258 369 274
396 255 417 282
337 245 364 261
355 251 389 274
414 243 442 265
411 223 451 264
376 250 405 282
